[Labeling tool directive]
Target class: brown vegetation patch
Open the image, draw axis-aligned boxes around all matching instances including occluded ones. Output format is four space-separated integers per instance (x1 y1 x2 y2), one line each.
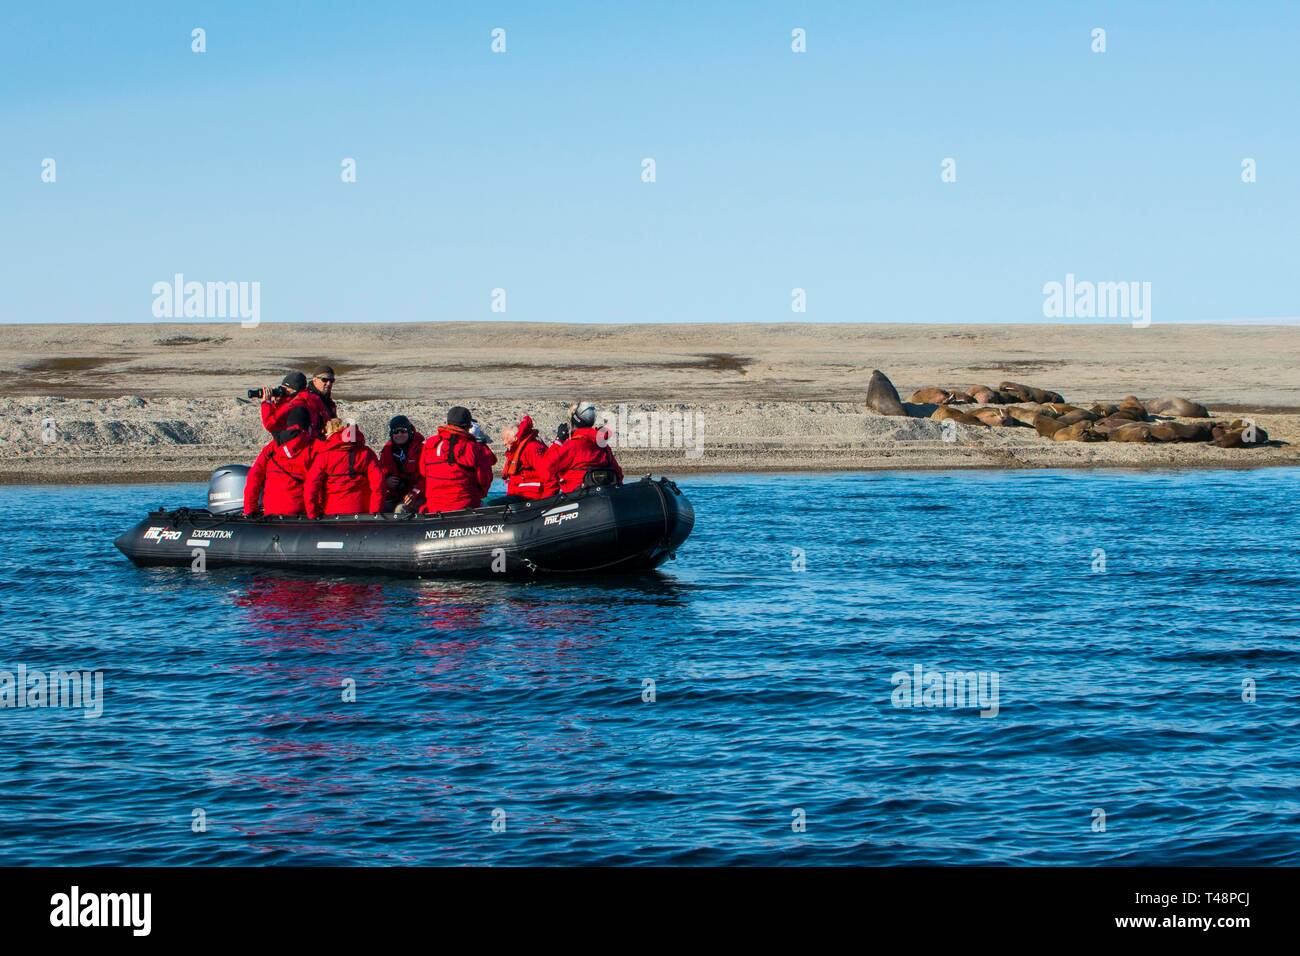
154 336 231 347
969 360 1070 373
24 357 118 373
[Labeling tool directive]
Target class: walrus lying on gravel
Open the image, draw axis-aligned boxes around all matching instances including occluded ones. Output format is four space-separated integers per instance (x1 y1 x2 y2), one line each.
1032 413 1066 438
1212 419 1269 447
1091 415 1141 435
909 387 966 405
1107 422 1152 442
1118 396 1149 419
931 405 1027 429
969 407 1016 427
1052 420 1105 442
966 385 1003 404
999 381 1065 404
1006 405 1043 426
1163 421 1214 441
909 387 950 405
1146 397 1212 418
1052 411 1090 427
932 406 986 426
1041 403 1078 416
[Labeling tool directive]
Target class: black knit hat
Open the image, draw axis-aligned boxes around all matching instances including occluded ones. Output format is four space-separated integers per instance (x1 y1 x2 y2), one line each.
389 415 413 434
281 371 308 391
446 406 472 428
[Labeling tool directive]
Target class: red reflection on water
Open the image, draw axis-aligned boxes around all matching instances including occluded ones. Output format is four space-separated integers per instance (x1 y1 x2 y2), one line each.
221 577 627 798
233 578 389 633
412 584 492 634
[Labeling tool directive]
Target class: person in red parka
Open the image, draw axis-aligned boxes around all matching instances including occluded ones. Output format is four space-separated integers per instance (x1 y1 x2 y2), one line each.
259 371 329 438
419 406 498 513
542 402 623 494
304 419 385 518
244 406 318 516
308 365 339 421
378 414 425 512
500 415 551 500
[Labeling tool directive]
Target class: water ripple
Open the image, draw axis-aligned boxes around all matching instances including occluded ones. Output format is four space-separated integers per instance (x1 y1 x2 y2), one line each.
0 470 1297 864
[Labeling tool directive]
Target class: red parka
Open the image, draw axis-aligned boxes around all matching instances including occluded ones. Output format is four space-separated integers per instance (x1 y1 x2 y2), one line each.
304 427 384 518
379 431 425 500
419 425 498 513
310 384 338 422
244 431 318 516
542 427 623 493
502 416 551 499
261 390 330 438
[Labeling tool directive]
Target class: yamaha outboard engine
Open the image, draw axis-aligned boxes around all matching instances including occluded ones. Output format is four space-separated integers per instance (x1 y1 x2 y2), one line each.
207 464 249 515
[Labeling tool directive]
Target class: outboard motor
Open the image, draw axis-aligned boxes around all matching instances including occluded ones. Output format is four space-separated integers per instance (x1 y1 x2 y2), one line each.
207 464 249 515
582 469 619 488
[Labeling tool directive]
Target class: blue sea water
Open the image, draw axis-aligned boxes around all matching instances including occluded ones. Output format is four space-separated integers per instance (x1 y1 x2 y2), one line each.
0 469 1297 866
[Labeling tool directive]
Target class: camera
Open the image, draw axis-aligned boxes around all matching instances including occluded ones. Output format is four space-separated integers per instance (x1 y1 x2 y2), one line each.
247 386 288 400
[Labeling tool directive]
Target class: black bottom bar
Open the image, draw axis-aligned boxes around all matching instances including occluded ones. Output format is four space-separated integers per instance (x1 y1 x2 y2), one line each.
0 866 1275 941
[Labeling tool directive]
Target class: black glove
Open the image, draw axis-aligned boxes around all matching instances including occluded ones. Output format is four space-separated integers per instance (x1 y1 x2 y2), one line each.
555 423 570 442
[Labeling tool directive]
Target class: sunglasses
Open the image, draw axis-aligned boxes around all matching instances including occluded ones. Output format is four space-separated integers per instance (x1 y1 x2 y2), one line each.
391 428 409 434
316 377 335 383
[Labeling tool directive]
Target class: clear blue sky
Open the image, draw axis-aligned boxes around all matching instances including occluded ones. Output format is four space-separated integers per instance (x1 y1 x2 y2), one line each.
1 1 1295 324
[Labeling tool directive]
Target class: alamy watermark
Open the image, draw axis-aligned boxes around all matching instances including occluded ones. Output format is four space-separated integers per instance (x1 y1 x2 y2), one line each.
152 273 260 327
597 404 705 459
50 886 150 936
1042 273 1151 328
891 663 999 718
1 665 104 718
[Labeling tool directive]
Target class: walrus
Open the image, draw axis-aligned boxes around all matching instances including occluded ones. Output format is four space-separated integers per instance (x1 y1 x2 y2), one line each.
1118 396 1149 420
947 390 975 405
1032 414 1067 438
1090 402 1119 417
969 407 1015 427
1006 405 1044 426
996 382 1031 402
967 385 1002 404
1167 421 1213 441
1055 409 1097 426
1091 414 1144 435
867 370 908 417
1144 421 1211 442
1052 420 1103 442
999 381 1066 404
1145 396 1211 418
1108 422 1153 442
1099 400 1147 423
1212 419 1269 448
910 387 956 405
1147 422 1183 443
932 406 987 426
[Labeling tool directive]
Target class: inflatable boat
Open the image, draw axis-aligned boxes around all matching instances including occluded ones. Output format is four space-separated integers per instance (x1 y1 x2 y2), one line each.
114 467 694 577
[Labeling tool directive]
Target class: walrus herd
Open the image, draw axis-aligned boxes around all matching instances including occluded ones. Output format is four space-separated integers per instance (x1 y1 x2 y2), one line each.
865 370 1269 448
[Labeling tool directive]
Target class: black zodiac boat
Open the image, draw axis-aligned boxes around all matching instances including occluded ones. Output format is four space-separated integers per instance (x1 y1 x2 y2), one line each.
115 465 694 577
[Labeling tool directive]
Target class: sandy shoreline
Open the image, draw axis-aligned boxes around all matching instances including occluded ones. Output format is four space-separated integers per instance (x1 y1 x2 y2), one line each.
2 322 1297 483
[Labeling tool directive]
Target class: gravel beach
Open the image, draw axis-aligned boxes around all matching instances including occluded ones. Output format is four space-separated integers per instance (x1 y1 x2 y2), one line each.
2 321 1296 483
